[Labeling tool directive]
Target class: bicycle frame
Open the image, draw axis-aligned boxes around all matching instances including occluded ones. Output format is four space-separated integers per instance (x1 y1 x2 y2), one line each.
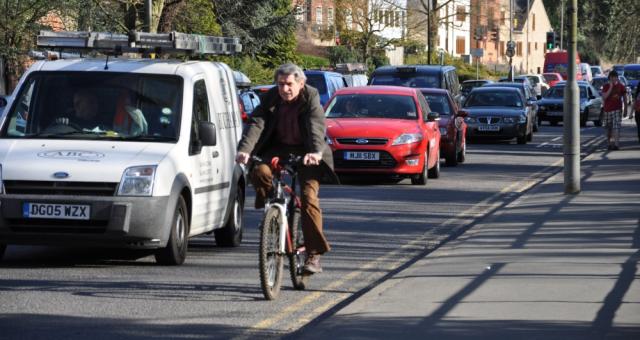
263 157 302 255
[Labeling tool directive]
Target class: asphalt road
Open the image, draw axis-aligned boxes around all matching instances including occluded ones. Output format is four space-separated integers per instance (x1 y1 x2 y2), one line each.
0 122 608 339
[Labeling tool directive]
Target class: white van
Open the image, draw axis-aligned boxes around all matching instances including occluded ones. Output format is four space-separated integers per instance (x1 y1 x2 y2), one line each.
0 31 246 265
580 63 593 82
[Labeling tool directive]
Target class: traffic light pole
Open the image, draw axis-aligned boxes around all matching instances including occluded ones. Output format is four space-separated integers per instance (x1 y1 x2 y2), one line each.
563 0 580 194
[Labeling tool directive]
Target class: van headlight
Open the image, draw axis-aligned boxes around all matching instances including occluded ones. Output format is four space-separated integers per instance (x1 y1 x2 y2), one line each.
118 165 156 196
392 133 423 145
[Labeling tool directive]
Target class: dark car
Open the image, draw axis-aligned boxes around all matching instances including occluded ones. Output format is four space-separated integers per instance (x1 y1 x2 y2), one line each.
591 76 608 95
537 81 603 127
482 82 539 132
461 80 493 97
461 87 535 144
370 65 463 106
420 88 468 166
623 64 640 92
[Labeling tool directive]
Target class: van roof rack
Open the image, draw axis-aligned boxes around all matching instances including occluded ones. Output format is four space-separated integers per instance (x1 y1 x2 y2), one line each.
36 30 242 56
336 63 367 74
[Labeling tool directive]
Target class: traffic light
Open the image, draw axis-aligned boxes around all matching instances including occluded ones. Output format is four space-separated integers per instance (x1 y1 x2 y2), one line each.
546 31 555 50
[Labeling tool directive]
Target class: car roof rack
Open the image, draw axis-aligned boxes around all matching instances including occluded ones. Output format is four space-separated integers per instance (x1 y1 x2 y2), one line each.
36 30 242 56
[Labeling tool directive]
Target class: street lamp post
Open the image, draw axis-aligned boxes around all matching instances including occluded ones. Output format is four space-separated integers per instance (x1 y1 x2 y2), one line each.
563 0 580 194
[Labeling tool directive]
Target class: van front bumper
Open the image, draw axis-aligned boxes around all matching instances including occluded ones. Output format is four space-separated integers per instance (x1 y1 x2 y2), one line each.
0 194 172 249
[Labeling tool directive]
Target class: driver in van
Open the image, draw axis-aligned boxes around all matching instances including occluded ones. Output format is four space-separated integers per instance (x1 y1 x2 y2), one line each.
55 89 105 130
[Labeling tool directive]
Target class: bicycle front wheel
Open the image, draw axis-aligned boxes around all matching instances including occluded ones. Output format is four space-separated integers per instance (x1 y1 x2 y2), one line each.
259 206 284 300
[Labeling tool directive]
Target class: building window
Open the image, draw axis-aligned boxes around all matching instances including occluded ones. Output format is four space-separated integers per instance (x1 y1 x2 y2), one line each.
528 42 531 55
516 41 523 56
500 41 505 56
535 42 538 50
532 13 536 31
500 10 506 25
328 8 334 26
456 6 466 22
385 10 390 26
395 11 401 27
316 7 322 25
456 36 466 54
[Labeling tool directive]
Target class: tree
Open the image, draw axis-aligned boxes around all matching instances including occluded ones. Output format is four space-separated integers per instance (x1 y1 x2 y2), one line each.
213 0 299 66
334 0 400 65
0 0 70 93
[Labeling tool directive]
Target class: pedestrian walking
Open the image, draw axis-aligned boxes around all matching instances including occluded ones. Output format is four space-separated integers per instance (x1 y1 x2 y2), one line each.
602 70 626 150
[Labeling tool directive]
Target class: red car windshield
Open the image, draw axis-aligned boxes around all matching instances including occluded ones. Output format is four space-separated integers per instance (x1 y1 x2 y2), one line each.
326 94 418 120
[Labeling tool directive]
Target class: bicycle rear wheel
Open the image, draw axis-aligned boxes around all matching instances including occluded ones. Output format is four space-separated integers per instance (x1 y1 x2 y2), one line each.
288 207 309 290
259 206 284 300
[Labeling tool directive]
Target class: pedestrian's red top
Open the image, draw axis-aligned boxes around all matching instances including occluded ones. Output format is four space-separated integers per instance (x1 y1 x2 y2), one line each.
603 82 626 112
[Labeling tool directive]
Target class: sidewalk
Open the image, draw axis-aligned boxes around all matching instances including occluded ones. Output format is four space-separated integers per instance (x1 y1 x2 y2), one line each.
298 122 640 339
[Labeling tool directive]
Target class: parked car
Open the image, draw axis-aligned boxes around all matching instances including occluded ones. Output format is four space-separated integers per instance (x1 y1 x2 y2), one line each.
461 87 535 144
579 63 593 82
623 64 640 93
543 72 564 87
370 65 463 106
419 88 467 166
590 65 604 77
537 81 603 127
251 84 275 95
618 75 634 116
343 74 368 87
325 86 441 185
461 79 493 101
591 76 608 95
524 74 551 98
304 70 347 106
482 82 539 132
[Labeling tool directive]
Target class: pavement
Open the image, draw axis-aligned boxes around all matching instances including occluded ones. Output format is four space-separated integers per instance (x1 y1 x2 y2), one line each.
295 120 640 339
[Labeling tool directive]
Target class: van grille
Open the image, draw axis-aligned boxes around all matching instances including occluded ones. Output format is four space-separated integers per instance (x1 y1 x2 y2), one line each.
3 181 118 196
7 218 108 234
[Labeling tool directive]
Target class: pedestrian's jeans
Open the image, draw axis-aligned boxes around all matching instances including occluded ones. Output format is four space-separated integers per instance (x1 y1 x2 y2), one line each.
251 158 331 255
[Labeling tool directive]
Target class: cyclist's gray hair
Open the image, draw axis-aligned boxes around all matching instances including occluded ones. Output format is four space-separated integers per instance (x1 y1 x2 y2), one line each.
274 63 306 83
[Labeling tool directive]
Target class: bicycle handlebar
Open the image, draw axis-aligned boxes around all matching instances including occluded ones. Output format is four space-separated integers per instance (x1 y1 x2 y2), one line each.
251 154 303 173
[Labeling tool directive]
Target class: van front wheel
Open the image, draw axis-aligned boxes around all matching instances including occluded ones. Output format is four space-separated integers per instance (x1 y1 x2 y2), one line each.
215 186 244 247
155 196 189 265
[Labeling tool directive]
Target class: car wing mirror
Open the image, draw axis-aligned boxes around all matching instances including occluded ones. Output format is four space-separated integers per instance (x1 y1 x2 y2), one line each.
427 112 440 121
198 121 217 146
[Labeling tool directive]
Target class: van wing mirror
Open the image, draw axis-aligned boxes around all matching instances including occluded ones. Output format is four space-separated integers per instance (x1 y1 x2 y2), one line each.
198 121 217 146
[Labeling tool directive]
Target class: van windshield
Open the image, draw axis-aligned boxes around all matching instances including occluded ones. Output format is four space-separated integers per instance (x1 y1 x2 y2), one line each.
1 72 182 141
371 74 441 88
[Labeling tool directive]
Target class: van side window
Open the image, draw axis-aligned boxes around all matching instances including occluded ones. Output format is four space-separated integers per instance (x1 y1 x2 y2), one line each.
190 79 210 155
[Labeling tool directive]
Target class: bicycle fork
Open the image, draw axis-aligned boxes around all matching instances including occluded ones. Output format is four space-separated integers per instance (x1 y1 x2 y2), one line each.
266 202 288 254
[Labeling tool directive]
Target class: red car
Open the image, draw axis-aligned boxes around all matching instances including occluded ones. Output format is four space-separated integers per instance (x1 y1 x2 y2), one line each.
419 88 467 166
325 86 441 185
543 72 564 88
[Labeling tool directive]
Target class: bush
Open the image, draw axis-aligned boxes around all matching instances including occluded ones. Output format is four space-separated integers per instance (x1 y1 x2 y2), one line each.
299 54 331 70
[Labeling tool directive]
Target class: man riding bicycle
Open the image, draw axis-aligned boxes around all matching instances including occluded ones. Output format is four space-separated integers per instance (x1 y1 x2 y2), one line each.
236 63 338 274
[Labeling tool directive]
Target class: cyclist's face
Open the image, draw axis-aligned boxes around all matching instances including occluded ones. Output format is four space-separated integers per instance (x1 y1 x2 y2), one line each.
277 74 304 103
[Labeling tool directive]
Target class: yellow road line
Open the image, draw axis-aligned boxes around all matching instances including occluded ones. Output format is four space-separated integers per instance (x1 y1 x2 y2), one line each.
234 154 572 338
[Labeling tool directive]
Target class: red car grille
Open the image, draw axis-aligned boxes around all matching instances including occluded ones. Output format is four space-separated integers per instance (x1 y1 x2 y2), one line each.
334 150 397 169
336 138 388 145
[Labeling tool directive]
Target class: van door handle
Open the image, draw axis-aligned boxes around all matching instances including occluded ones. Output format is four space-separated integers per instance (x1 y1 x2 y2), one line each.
211 151 220 158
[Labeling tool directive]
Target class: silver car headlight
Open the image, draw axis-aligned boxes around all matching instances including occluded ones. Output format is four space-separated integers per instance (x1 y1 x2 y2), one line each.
118 165 157 196
503 117 516 123
392 133 423 145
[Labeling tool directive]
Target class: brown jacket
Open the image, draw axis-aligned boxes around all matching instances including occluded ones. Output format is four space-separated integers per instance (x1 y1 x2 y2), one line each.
238 85 338 183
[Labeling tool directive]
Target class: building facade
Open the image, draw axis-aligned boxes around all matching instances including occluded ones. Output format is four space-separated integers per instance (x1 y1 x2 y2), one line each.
294 0 338 47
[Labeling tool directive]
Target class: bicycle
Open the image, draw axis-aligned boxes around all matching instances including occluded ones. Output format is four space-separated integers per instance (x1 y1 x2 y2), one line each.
254 154 310 300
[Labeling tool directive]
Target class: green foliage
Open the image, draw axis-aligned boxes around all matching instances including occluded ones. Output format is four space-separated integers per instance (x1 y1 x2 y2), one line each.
299 54 331 70
327 46 360 65
172 0 220 35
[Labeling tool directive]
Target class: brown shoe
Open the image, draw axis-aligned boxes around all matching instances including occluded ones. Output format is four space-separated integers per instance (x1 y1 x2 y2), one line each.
303 254 323 274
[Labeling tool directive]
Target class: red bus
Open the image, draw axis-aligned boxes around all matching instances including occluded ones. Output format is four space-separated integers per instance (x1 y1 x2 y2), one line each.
543 51 583 81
